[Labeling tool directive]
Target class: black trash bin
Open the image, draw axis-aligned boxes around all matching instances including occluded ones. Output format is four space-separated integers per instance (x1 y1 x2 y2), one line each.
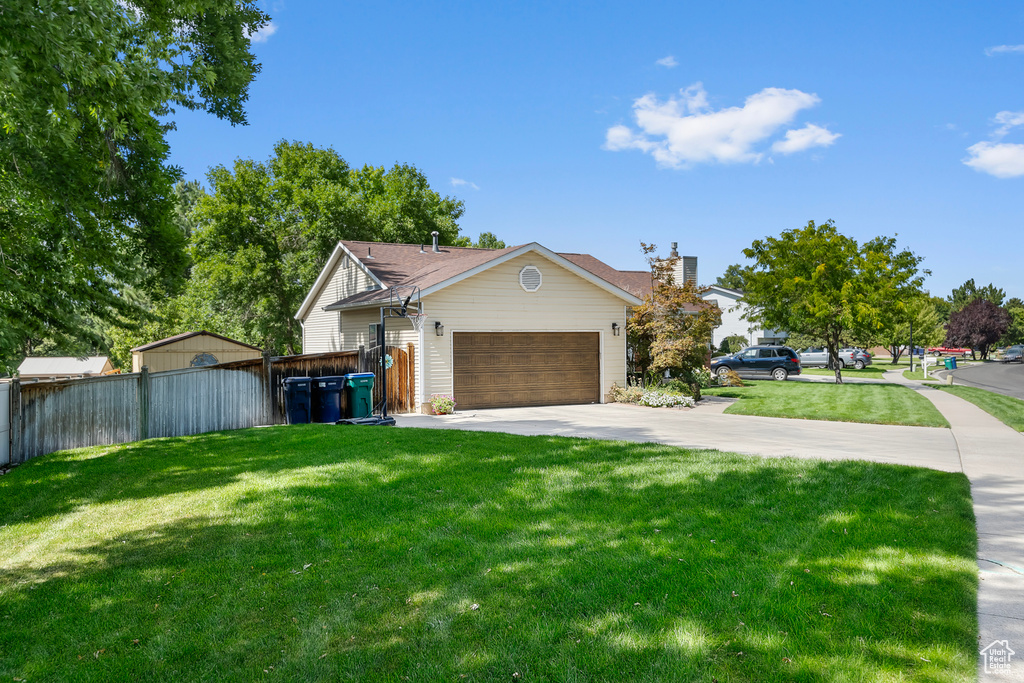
283 377 312 424
312 376 346 423
344 372 375 419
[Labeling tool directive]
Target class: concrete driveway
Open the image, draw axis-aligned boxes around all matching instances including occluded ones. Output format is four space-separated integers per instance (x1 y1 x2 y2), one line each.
397 380 1024 682
397 399 963 471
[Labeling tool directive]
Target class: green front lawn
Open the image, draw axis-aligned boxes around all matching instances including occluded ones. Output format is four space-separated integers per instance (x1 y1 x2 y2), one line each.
800 358 914 378
0 427 976 681
937 385 1024 431
703 381 950 427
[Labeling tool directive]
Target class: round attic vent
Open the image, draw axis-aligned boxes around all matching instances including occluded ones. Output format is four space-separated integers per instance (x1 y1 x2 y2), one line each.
519 265 542 292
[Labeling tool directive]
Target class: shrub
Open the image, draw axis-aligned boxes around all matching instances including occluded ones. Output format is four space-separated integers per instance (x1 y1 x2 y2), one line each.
429 394 457 414
610 383 695 409
716 368 744 387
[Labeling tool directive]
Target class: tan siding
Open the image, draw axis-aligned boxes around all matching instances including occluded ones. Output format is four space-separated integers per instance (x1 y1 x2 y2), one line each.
302 256 378 352
132 335 261 373
420 253 628 409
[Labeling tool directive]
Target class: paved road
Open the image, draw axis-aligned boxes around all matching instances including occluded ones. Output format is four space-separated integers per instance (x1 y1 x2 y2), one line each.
949 361 1024 400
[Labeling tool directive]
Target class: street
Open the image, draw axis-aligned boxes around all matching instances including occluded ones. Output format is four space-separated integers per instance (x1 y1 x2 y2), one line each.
950 360 1024 400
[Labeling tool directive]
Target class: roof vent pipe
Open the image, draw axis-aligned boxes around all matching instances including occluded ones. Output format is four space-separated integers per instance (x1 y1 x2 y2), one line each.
419 244 426 253
670 242 679 258
431 231 440 253
366 246 373 259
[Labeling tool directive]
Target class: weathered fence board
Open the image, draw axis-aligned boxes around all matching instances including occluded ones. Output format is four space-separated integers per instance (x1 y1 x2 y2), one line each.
1 381 10 466
16 374 139 462
8 348 418 464
148 365 269 439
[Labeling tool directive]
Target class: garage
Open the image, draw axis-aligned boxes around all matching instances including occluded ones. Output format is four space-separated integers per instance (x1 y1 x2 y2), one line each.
452 332 601 409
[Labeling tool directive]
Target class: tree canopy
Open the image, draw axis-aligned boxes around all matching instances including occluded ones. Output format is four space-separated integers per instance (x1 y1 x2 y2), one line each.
948 279 1005 311
715 264 750 292
741 220 926 383
0 0 270 372
628 244 721 399
945 299 1010 360
188 141 467 354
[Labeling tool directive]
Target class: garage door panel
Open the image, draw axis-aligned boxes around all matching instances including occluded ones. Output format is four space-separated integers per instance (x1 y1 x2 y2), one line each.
453 332 600 409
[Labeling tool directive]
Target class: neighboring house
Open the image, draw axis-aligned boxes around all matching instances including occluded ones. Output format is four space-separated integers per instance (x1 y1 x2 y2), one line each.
295 236 643 412
132 331 262 373
17 356 115 380
702 285 787 349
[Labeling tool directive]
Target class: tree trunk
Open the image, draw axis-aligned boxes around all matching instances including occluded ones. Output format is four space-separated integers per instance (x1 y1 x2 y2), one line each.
827 338 844 384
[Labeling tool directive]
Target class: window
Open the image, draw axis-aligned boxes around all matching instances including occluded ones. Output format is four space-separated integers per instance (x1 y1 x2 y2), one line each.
369 323 381 348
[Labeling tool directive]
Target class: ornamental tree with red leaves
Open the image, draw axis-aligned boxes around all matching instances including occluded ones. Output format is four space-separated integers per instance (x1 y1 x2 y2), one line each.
944 299 1010 360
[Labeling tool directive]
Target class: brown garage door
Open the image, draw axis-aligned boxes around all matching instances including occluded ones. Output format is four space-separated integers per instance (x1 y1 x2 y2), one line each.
453 332 600 409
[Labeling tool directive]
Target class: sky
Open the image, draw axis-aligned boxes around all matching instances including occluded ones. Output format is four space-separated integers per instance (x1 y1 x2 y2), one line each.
166 1 1024 300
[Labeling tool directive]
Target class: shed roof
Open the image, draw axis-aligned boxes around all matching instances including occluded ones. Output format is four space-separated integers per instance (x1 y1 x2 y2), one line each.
18 356 112 376
131 330 261 353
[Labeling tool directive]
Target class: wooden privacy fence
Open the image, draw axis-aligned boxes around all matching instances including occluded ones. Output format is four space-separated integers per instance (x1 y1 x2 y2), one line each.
5 345 415 465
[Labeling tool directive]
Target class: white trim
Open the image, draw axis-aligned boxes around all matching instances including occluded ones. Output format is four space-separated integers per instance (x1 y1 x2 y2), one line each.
294 242 385 321
419 243 643 306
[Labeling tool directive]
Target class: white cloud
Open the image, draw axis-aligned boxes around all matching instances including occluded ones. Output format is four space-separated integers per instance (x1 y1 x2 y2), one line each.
604 82 835 167
451 178 479 190
656 55 678 68
248 21 278 43
771 123 841 154
993 110 1024 138
963 142 1024 178
985 44 1024 56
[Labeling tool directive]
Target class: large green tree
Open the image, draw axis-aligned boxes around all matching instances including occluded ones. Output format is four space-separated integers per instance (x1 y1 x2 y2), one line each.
0 0 269 373
190 141 466 354
878 295 945 362
948 279 1005 311
715 264 751 291
741 220 927 384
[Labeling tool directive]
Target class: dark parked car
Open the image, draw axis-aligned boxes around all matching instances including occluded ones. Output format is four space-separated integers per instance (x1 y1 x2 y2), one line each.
712 345 802 381
1002 345 1023 363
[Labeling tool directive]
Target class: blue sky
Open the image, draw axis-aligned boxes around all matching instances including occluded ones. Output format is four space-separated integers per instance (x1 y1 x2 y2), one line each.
167 1 1024 300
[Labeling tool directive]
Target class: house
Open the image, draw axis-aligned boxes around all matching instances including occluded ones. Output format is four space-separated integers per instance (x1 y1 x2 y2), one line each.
295 235 644 412
17 356 115 380
131 331 262 373
701 285 787 349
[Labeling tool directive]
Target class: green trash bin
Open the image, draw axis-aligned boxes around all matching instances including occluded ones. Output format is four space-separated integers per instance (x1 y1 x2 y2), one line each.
944 357 955 370
344 372 375 419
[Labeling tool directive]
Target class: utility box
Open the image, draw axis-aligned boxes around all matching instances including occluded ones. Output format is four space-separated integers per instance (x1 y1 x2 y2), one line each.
283 377 312 424
312 376 346 423
344 373 375 419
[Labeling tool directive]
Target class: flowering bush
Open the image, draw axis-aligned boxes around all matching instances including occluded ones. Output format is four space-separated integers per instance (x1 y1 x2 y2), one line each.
609 383 695 409
429 394 457 415
715 368 744 387
638 390 695 408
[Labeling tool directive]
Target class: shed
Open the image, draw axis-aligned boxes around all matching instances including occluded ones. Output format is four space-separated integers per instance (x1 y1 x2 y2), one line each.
132 331 262 373
17 356 114 380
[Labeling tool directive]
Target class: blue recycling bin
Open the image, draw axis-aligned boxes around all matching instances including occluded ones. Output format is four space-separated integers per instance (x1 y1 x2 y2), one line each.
945 357 957 370
312 376 346 423
283 377 312 424
344 373 375 419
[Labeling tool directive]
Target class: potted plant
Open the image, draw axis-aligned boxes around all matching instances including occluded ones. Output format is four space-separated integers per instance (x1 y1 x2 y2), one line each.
428 393 457 415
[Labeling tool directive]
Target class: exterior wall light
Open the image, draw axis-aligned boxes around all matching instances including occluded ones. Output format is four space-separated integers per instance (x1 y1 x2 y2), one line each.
434 321 444 336
612 322 620 336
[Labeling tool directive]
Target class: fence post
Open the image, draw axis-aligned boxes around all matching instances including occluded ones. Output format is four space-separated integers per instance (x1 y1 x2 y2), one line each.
358 345 366 372
10 379 22 464
407 342 415 412
263 351 273 425
138 366 150 441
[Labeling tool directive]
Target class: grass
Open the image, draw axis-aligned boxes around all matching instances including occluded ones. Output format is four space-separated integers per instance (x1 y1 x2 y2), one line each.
800 358 919 378
0 426 977 681
703 381 950 427
936 385 1024 432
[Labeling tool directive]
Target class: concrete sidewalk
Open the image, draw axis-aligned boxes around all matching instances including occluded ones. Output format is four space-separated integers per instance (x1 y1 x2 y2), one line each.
398 375 1024 680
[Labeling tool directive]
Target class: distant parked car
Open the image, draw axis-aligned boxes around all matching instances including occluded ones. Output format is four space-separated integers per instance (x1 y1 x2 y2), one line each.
712 345 802 381
927 346 971 357
797 347 872 370
1002 345 1023 363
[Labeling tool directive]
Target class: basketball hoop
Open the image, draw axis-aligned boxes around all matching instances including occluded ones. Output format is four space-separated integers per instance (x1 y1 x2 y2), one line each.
407 313 427 332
